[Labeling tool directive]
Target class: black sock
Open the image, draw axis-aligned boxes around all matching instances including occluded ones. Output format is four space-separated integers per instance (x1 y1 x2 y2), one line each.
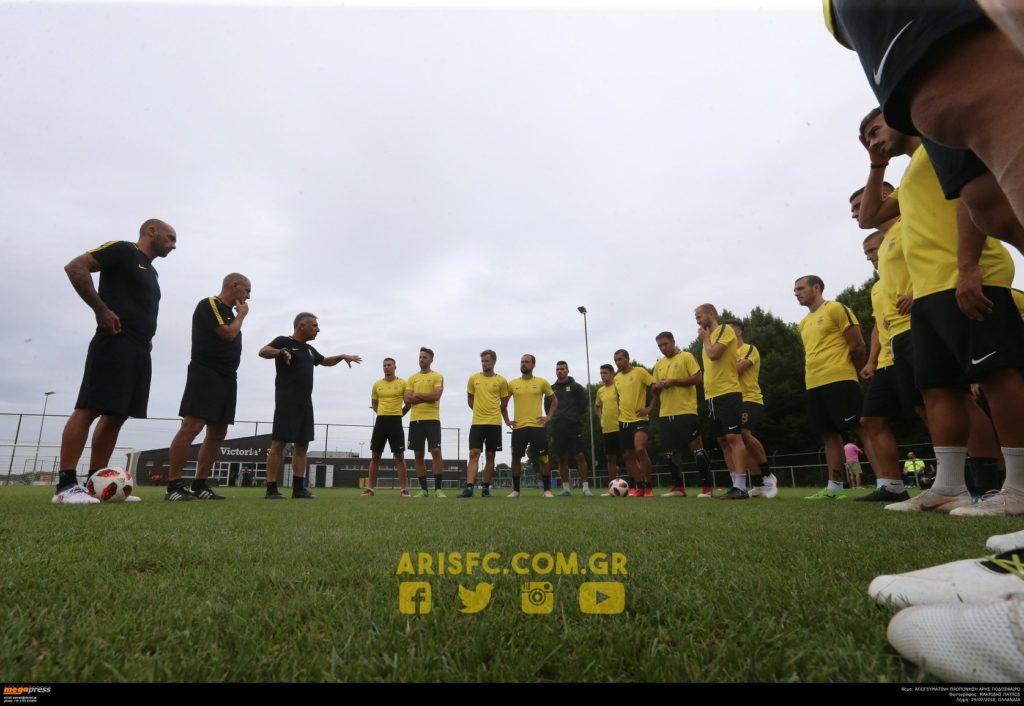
418 475 429 491
481 483 489 491
57 470 78 489
191 479 206 491
542 476 551 491
86 469 98 481
752 474 765 487
434 474 444 490
665 454 683 485
294 476 305 491
465 482 475 490
759 461 770 476
968 457 1003 495
267 482 278 493
694 450 712 486
513 476 521 492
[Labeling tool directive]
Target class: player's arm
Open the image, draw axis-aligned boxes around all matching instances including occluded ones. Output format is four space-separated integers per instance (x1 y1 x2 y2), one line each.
642 386 660 418
861 325 880 380
321 353 362 368
540 393 558 424
371 398 379 414
416 384 443 403
857 136 901 228
501 396 515 428
466 393 475 411
702 338 727 361
956 201 994 322
736 359 753 373
844 324 867 370
259 343 291 365
214 300 249 342
64 251 121 334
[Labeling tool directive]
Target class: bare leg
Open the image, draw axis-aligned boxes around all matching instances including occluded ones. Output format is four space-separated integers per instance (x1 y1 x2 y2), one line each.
168 416 207 481
88 414 128 469
483 451 495 484
59 409 100 470
266 440 286 484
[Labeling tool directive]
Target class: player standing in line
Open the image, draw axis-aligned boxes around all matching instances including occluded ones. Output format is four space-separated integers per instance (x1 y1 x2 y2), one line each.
54 219 177 504
404 347 446 498
459 349 509 498
650 332 712 498
504 354 557 498
165 273 251 502
695 305 748 500
728 321 779 499
794 276 867 501
613 349 655 497
362 357 410 498
595 364 623 496
259 313 361 500
549 361 592 497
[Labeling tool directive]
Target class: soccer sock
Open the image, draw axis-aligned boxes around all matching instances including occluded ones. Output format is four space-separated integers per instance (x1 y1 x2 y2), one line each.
57 470 77 489
734 474 747 491
665 454 683 486
191 479 206 491
931 447 968 495
1002 448 1024 493
418 475 428 491
513 476 521 492
542 476 551 491
480 483 489 491
293 476 305 491
465 482 475 490
751 474 764 487
86 469 98 481
881 478 906 493
581 481 589 490
267 482 278 492
562 482 571 491
433 474 444 490
970 456 1004 494
827 479 844 493
694 449 712 486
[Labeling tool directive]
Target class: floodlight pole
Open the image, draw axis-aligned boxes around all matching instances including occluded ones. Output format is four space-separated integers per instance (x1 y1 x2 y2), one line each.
577 307 597 477
31 391 55 475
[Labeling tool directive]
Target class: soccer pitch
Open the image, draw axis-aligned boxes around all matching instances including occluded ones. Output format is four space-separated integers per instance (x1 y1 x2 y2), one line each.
2 486 1015 683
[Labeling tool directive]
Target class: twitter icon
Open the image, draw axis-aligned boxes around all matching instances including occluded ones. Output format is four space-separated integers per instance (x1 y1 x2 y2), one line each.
458 582 494 613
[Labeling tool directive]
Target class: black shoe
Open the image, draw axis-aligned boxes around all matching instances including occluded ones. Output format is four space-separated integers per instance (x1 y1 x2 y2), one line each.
458 485 475 498
718 486 750 500
292 488 317 499
192 484 227 500
164 483 197 502
265 489 286 500
481 487 491 498
855 487 911 502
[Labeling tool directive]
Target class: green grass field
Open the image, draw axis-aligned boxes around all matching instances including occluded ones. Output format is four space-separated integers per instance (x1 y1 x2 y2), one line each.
1 485 1018 683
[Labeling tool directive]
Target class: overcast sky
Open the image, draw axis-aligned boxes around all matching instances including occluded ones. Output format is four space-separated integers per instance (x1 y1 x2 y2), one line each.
3 1 1022 464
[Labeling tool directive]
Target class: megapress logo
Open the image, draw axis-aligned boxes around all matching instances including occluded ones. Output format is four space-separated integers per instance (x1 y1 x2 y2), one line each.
3 686 51 704
396 551 627 615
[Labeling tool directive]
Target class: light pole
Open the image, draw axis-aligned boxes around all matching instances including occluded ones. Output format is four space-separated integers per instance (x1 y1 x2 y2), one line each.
577 307 597 479
359 442 365 458
31 391 56 476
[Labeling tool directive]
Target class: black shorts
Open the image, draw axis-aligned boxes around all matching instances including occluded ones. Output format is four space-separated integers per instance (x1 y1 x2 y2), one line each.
602 431 621 457
707 392 743 436
468 424 502 454
178 362 237 425
272 397 315 443
911 287 1024 389
511 427 548 460
740 402 764 433
862 366 917 421
830 1 986 135
658 414 700 450
806 380 863 435
618 421 650 452
75 332 152 418
371 416 406 455
921 137 988 200
880 331 925 412
550 423 583 457
408 420 442 453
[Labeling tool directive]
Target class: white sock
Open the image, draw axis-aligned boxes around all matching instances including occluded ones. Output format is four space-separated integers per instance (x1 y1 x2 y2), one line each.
931 446 968 495
562 482 571 491
1002 448 1024 493
734 475 747 490
827 480 844 493
582 482 589 490
881 478 905 493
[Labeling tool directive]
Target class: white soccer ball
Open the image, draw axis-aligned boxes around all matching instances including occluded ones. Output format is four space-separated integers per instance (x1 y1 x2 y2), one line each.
86 467 133 503
608 478 630 497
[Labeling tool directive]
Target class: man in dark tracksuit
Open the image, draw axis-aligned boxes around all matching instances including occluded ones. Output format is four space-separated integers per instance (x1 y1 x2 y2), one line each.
546 361 593 497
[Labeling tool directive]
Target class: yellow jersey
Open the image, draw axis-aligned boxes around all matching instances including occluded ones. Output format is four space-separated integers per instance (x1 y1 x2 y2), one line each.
372 377 407 417
877 220 911 338
870 280 895 370
595 384 620 434
894 146 1014 299
737 343 764 405
800 300 860 389
614 366 654 423
466 372 509 426
653 351 700 416
507 376 554 429
701 323 741 399
406 371 443 422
